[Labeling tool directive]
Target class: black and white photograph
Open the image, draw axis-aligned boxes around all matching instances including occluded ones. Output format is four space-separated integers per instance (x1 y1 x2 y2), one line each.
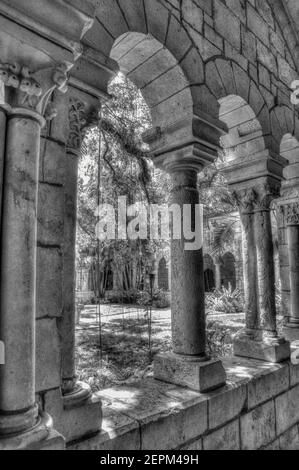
0 0 299 455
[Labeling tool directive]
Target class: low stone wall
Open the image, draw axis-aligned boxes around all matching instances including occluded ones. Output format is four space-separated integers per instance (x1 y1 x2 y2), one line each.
68 352 299 451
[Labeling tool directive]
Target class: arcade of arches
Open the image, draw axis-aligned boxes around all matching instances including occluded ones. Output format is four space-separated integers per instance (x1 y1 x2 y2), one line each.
1 0 299 451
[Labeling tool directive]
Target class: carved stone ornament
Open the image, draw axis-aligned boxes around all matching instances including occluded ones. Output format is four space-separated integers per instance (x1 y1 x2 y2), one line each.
0 62 68 118
253 182 281 212
67 97 100 153
285 202 299 225
232 188 256 214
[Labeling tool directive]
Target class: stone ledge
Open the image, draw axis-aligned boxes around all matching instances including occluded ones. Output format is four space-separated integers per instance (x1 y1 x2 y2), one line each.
65 356 299 450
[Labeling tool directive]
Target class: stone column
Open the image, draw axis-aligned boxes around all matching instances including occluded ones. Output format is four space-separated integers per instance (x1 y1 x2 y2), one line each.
153 146 226 392
0 61 69 449
233 189 259 336
0 105 6 230
0 108 58 448
232 184 290 362
60 96 98 405
283 202 299 340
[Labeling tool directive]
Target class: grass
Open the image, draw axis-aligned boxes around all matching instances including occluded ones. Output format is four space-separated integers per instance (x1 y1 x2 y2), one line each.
75 308 245 393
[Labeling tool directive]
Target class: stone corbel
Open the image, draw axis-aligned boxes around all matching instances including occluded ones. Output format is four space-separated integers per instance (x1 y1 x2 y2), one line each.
0 61 69 121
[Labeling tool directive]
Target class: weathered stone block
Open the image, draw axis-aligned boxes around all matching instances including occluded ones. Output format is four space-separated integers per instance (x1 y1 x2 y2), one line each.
39 138 66 185
234 335 290 363
203 420 240 450
206 382 246 430
275 385 299 435
36 247 63 319
37 183 64 246
180 439 203 450
214 0 241 50
241 26 256 63
247 363 289 409
240 401 276 450
44 388 102 443
257 41 277 75
247 3 269 46
68 401 140 450
154 353 226 392
182 0 203 32
97 379 208 450
36 319 61 392
279 425 299 450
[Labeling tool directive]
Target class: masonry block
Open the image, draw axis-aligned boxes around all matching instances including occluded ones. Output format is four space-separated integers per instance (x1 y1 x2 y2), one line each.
37 183 64 246
247 3 269 46
67 401 140 450
275 385 299 435
247 363 289 409
206 382 247 430
36 247 63 319
240 400 276 450
203 420 240 450
36 319 61 392
44 388 102 443
40 138 66 185
214 0 241 50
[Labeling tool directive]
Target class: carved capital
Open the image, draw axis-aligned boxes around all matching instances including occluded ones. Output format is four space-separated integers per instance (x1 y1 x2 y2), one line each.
285 202 299 225
232 188 256 214
0 62 69 119
67 97 99 154
252 182 280 212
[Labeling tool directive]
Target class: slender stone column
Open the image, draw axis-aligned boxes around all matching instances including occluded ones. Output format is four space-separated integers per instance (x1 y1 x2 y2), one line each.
0 108 48 438
233 189 259 336
0 106 7 230
284 202 299 340
60 149 82 397
253 186 277 337
232 183 290 362
60 96 94 402
153 148 226 391
170 170 206 356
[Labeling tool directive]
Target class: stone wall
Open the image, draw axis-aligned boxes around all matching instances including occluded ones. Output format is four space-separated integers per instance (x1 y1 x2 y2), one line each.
68 353 299 450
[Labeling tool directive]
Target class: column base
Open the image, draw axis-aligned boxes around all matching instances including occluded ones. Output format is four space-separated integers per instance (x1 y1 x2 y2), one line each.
0 413 65 450
154 353 226 392
233 333 291 363
283 322 299 342
44 382 102 443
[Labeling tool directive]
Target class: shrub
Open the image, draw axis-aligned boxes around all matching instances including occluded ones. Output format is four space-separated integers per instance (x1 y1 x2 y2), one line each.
206 285 244 314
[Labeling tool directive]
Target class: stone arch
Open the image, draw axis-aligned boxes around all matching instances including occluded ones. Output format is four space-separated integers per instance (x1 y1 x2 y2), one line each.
280 133 299 184
217 94 268 164
204 254 215 292
80 0 226 161
221 252 236 291
270 106 299 156
158 257 169 291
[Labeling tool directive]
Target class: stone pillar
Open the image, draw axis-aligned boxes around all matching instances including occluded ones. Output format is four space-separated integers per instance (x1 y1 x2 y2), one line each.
0 60 69 449
153 146 226 392
232 183 290 362
283 202 299 341
0 105 6 230
0 107 62 448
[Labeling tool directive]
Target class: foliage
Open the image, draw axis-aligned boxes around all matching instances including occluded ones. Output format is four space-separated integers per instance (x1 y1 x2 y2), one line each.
206 285 244 313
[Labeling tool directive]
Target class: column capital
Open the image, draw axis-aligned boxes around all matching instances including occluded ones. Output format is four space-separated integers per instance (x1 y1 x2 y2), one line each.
0 61 69 121
232 179 281 214
284 201 299 225
143 111 227 174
